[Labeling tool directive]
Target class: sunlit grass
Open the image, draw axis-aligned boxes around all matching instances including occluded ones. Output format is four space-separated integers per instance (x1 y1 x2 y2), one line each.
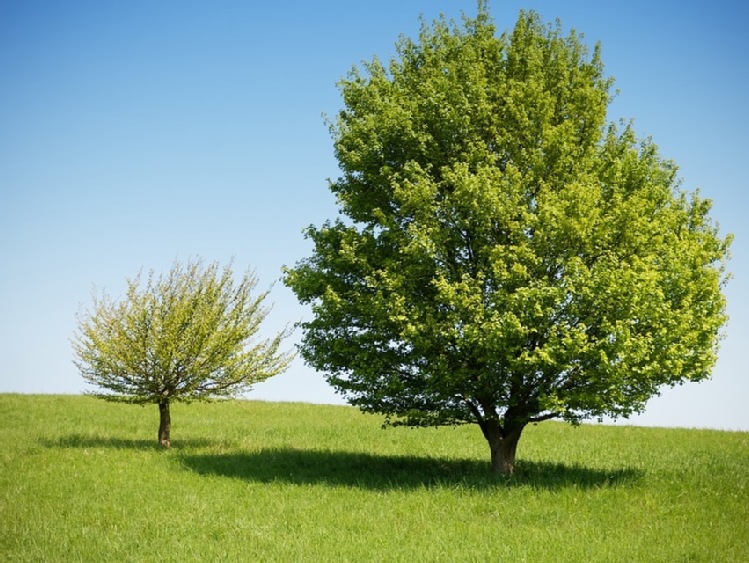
2 394 747 561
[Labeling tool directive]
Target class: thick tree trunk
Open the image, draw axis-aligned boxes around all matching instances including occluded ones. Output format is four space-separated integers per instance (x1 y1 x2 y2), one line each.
158 400 171 448
486 423 524 476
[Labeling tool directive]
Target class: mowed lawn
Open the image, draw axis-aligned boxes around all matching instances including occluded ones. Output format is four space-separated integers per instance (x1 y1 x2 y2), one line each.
1 394 747 561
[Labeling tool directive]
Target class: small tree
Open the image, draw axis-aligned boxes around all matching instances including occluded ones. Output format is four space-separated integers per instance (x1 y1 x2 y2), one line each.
73 258 293 447
284 6 732 474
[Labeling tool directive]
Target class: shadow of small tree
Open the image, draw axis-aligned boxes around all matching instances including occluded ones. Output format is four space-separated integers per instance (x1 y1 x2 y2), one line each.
180 447 642 491
43 434 219 450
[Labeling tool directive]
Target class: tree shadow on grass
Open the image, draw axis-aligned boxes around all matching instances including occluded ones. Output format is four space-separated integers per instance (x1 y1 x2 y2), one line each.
43 434 219 450
179 447 642 491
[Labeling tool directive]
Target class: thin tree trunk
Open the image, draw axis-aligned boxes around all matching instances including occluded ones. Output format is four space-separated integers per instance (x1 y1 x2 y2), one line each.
486 423 524 476
158 400 171 448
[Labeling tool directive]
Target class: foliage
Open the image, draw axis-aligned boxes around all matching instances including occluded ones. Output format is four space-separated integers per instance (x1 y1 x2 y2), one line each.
73 258 293 444
283 6 732 472
2 395 748 561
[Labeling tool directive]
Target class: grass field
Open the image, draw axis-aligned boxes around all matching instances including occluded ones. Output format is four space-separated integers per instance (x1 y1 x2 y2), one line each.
1 394 747 561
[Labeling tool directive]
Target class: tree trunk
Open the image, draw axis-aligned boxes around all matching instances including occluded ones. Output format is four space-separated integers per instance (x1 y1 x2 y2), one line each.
158 400 171 448
486 424 524 476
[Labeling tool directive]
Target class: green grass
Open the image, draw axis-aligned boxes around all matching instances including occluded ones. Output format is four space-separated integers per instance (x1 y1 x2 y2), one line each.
1 394 747 561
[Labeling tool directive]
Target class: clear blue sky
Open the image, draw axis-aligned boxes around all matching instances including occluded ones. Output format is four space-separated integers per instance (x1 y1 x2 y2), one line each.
1 0 747 430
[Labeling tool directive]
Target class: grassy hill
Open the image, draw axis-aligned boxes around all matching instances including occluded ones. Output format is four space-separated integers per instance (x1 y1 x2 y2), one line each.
2 394 747 561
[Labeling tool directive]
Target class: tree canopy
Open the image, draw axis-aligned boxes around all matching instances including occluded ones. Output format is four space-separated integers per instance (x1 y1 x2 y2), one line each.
284 6 731 474
73 258 293 446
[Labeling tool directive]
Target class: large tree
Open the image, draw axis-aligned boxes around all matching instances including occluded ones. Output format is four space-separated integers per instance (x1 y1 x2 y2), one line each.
73 258 293 447
284 6 731 474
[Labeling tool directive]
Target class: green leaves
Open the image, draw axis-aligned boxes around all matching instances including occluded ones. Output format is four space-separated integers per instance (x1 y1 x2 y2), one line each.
73 258 294 405
284 6 731 440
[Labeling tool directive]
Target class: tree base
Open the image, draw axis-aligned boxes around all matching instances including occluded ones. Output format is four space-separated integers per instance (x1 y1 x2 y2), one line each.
158 401 171 448
488 426 523 476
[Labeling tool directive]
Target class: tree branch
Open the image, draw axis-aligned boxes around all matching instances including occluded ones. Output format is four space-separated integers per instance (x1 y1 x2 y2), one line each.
462 395 489 440
528 412 560 423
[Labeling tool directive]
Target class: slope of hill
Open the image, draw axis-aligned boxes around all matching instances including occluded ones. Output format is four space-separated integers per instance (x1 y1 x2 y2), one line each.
2 394 747 561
